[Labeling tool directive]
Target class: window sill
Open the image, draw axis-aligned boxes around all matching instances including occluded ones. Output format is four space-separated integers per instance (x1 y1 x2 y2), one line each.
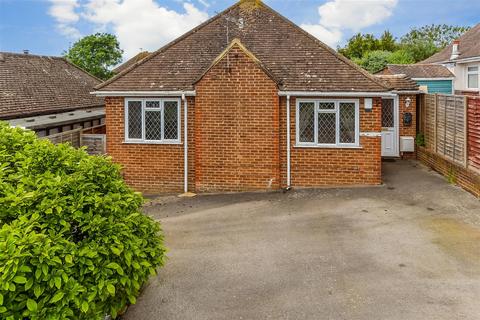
123 140 183 145
294 144 362 149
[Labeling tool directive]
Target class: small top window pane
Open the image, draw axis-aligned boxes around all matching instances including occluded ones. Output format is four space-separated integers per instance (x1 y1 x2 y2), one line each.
146 101 160 109
319 102 335 110
468 66 479 73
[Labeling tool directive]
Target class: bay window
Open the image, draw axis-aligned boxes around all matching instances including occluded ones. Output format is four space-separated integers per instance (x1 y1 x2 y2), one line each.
296 99 359 147
125 98 180 143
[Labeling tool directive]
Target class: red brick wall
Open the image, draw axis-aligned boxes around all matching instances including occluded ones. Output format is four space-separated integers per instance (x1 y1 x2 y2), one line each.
105 96 195 194
399 94 417 159
279 97 382 187
194 45 280 192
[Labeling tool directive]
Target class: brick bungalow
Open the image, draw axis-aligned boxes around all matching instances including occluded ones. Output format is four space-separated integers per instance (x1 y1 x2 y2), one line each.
93 0 420 194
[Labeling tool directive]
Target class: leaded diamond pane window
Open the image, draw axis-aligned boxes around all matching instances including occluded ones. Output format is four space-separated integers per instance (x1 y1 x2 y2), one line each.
297 100 358 146
127 101 142 139
319 102 335 110
299 102 315 142
145 111 162 140
164 101 179 140
339 103 356 143
318 112 336 144
125 99 180 143
382 99 394 128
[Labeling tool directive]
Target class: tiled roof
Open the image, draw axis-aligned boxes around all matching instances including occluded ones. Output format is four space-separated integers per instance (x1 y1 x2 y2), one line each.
422 23 480 63
0 52 104 120
113 51 150 74
97 0 389 93
377 64 453 79
375 74 419 91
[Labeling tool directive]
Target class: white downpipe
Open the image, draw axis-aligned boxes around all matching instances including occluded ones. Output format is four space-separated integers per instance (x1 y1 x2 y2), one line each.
182 94 188 193
286 95 291 188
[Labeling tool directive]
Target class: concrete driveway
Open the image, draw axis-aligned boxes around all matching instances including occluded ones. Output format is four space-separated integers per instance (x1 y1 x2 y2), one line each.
124 160 480 320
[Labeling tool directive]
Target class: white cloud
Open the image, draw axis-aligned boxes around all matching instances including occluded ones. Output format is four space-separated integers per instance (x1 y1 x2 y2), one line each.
82 0 209 58
301 0 398 48
48 0 81 38
48 0 209 58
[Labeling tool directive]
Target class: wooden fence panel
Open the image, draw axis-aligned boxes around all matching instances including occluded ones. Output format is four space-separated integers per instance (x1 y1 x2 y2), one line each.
44 128 106 156
468 97 480 172
424 94 436 150
423 94 467 167
80 134 107 155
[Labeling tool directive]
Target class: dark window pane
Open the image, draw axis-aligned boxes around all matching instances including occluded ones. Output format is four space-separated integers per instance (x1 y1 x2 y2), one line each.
339 102 356 143
145 111 162 140
382 99 394 128
318 112 336 144
319 102 335 110
146 100 160 109
128 101 142 139
164 101 178 140
299 102 315 142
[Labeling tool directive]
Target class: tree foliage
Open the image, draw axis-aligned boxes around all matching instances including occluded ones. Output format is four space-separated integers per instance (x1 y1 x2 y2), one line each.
338 24 471 72
64 33 123 80
0 123 166 319
400 24 471 48
338 31 398 59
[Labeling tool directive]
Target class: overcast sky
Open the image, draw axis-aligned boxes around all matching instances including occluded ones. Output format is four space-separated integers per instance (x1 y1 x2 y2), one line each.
1 0 479 60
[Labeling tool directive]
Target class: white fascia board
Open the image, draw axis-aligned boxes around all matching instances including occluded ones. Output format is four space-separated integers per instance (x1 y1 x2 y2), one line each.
91 91 196 97
278 91 396 97
412 77 454 81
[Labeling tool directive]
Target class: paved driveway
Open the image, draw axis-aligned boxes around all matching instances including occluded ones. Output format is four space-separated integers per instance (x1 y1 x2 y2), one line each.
124 160 480 320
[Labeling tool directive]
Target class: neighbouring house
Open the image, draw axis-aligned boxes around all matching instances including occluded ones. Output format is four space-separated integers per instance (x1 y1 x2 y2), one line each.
376 64 454 94
112 51 151 75
93 0 420 194
422 23 480 95
0 51 105 137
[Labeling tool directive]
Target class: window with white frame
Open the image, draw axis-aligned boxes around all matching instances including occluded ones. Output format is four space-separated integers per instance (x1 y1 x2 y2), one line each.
467 66 479 89
296 99 359 147
125 98 180 143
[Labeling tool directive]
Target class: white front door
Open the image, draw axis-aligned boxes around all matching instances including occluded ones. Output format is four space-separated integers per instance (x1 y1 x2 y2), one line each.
381 98 399 157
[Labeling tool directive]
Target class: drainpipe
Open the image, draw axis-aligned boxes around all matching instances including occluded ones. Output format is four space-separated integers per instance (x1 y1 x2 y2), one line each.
182 93 188 193
286 95 291 190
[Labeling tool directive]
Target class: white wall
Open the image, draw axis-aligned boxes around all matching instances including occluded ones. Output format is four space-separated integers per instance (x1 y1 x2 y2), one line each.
451 61 480 93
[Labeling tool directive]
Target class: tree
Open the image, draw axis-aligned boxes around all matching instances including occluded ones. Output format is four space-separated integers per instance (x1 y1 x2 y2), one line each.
400 24 470 48
338 31 398 59
388 49 415 64
64 33 123 80
400 40 439 62
355 50 392 73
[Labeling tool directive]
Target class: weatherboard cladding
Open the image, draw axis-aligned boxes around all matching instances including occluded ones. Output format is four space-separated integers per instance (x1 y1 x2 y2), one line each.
0 52 104 120
416 80 453 94
97 1 389 93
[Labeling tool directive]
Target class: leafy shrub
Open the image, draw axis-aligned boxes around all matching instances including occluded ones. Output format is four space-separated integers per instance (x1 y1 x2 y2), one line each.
416 133 426 147
0 123 166 319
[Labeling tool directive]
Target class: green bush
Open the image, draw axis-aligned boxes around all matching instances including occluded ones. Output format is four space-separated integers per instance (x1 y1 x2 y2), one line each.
0 122 166 319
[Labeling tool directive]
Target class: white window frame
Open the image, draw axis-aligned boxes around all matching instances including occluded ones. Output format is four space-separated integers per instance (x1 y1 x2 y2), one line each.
124 98 181 144
295 99 360 148
467 65 479 89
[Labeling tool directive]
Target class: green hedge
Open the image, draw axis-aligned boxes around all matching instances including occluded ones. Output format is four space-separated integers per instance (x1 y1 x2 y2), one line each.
0 123 166 319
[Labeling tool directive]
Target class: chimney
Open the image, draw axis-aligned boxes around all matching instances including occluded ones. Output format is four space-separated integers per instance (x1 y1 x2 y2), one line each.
23 49 29 55
451 40 460 60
